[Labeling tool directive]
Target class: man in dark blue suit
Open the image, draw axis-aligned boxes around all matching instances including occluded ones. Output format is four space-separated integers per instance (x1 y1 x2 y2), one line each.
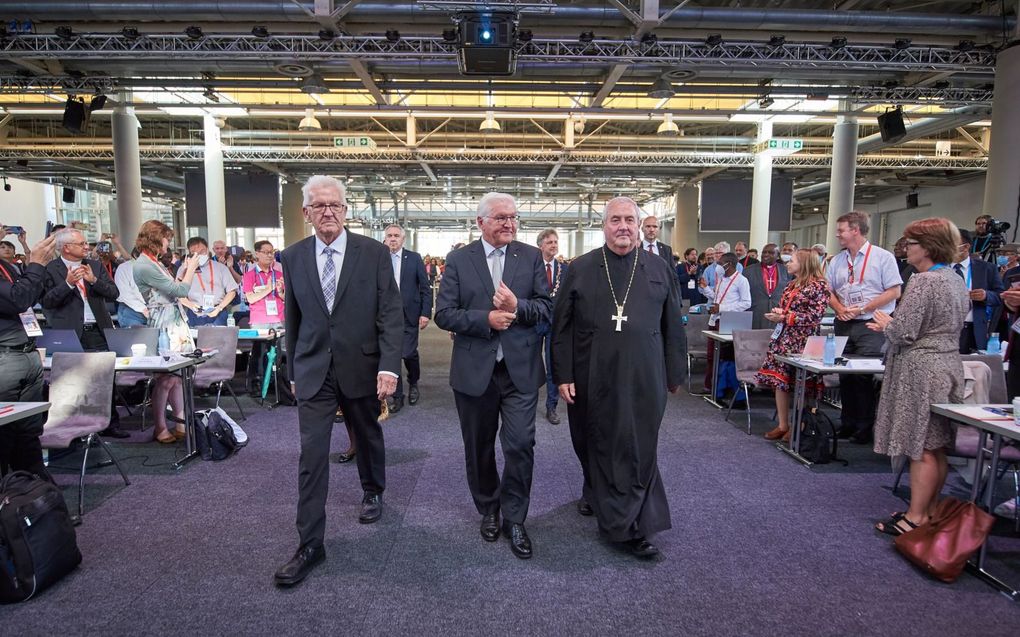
435 192 552 560
535 228 566 424
382 224 433 413
274 175 403 587
956 229 1004 353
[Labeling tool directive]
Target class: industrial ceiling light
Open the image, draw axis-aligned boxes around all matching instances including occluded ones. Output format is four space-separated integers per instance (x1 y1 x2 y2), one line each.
2 177 9 192
640 33 657 46
121 26 140 40
185 26 204 39
298 108 322 131
956 39 975 52
656 113 680 137
768 34 785 47
517 29 533 42
55 26 74 40
479 111 501 134
252 25 270 38
830 36 847 49
894 38 912 50
386 30 401 43
647 77 675 99
758 96 775 109
705 34 722 46
318 28 336 40
442 28 458 42
300 73 330 94
579 31 594 43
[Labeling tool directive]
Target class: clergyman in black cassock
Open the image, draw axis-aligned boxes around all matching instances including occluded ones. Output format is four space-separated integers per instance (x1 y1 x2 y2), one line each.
552 196 687 558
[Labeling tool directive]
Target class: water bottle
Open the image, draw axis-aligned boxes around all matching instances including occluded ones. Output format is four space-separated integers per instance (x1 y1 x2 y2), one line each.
1013 396 1020 426
986 333 1001 355
158 328 170 358
226 314 236 327
823 333 836 366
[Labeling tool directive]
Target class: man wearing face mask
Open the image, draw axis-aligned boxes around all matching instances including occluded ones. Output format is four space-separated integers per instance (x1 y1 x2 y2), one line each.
955 229 1003 354
780 242 798 264
180 237 236 327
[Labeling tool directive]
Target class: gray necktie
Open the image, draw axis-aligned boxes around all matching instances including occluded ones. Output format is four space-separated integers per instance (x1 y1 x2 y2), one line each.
321 247 337 312
392 252 400 290
490 248 504 362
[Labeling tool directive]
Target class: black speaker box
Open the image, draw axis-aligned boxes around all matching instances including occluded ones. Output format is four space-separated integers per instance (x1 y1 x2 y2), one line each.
906 192 918 209
877 108 906 143
62 187 75 203
62 97 88 135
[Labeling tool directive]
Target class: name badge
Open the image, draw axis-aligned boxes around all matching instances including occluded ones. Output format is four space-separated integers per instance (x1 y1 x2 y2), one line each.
687 280 695 290
20 310 43 337
265 299 279 316
770 323 784 341
202 294 216 310
1011 317 1020 336
845 287 864 307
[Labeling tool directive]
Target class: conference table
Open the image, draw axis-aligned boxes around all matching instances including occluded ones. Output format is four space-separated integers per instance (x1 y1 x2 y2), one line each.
702 330 734 409
773 355 885 465
930 403 1020 602
0 401 51 427
45 353 212 470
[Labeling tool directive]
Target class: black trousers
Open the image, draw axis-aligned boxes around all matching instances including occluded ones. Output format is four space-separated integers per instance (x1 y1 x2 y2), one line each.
834 318 886 433
452 361 537 525
80 326 119 428
959 322 977 355
295 367 385 550
0 349 50 482
393 324 421 400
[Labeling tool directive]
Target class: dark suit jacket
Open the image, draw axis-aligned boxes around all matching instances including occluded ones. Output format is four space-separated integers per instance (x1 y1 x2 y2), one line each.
676 261 706 303
282 232 403 401
643 241 674 270
434 239 552 397
743 262 791 329
965 257 1004 350
41 257 120 337
397 248 433 324
535 258 566 337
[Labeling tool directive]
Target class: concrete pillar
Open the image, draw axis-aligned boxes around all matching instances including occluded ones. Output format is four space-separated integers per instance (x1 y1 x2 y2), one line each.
203 114 227 244
409 228 418 252
748 120 773 255
241 227 256 249
982 43 1020 226
573 228 585 258
826 107 860 255
111 92 144 241
282 182 308 247
672 186 699 253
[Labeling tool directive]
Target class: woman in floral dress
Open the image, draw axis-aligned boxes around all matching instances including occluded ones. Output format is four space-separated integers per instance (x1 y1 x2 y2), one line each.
756 248 830 441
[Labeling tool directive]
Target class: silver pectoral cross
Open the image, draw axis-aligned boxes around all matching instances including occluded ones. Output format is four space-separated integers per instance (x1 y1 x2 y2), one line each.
611 305 628 331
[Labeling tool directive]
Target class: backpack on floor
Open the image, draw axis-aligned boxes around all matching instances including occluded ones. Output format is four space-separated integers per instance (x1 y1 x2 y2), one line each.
0 471 82 603
194 408 242 461
799 407 846 465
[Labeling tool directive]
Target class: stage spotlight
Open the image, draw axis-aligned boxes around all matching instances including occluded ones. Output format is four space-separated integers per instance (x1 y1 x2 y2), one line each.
89 94 107 111
956 39 975 52
640 32 657 46
517 29 532 42
894 38 911 50
705 34 722 46
386 30 400 43
579 31 594 43
318 29 336 40
121 26 140 39
442 28 458 42
758 97 775 109
185 26 204 39
252 25 270 38
768 34 785 47
830 36 847 49
55 26 74 40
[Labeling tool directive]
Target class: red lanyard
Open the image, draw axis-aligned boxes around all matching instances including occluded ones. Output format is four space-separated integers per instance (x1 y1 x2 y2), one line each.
195 263 214 292
846 244 872 285
0 262 12 283
779 284 801 314
715 273 738 305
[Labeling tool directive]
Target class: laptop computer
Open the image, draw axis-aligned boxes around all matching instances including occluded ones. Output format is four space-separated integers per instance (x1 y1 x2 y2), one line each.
103 327 159 357
717 311 753 335
36 329 84 354
801 335 849 361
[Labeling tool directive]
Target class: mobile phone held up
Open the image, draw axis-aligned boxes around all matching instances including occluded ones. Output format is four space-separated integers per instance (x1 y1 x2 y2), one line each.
4 225 23 236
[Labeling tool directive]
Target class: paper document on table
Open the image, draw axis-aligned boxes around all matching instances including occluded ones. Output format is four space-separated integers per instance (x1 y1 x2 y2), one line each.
845 358 884 370
129 356 166 367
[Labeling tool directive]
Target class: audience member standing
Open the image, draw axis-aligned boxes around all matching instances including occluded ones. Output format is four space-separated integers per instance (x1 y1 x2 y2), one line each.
181 237 236 327
735 241 758 268
676 248 705 306
535 228 566 425
869 218 968 536
243 240 285 330
826 211 902 444
703 252 751 401
115 251 148 327
639 216 674 268
743 243 789 329
954 229 1003 354
382 224 432 413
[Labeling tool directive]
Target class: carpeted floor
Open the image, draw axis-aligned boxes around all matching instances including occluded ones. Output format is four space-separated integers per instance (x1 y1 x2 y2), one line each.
2 327 1019 634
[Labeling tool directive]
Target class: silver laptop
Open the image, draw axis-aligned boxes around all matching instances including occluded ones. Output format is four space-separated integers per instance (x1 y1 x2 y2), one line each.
103 327 159 357
36 329 84 354
801 335 849 361
717 311 753 335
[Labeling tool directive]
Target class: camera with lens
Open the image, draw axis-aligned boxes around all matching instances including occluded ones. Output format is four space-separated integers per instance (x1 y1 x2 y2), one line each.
986 218 1011 236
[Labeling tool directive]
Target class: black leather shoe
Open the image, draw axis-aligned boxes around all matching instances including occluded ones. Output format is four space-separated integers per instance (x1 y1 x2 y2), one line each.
625 537 659 558
408 384 420 405
480 513 500 542
502 522 532 559
576 498 594 516
850 429 873 445
389 396 404 414
836 424 856 439
100 427 131 439
274 545 325 586
545 408 560 425
334 450 356 464
358 493 383 524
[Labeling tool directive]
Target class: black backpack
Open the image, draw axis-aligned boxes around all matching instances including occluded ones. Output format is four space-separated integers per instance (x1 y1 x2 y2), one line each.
194 409 240 461
0 471 82 603
799 408 846 465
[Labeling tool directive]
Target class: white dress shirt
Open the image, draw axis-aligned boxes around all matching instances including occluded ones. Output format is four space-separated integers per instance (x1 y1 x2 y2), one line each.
705 271 752 326
114 260 147 314
314 231 348 284
642 240 659 255
956 256 973 323
61 256 96 324
391 248 402 289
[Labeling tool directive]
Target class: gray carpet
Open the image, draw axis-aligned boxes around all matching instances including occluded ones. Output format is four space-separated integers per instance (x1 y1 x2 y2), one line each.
3 327 1019 634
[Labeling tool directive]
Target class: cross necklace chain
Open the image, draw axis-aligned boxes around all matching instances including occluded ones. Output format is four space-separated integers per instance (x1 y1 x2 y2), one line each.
601 246 640 332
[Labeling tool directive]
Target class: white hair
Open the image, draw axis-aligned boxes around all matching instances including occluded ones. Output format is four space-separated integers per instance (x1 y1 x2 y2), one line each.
604 196 640 218
54 227 82 252
385 224 406 237
812 243 827 253
302 175 346 206
714 241 731 252
477 192 517 218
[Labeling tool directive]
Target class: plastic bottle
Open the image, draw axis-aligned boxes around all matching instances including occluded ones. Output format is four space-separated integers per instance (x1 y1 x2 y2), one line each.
226 314 236 327
823 333 836 366
158 328 170 356
1013 396 1020 426
986 333 1000 355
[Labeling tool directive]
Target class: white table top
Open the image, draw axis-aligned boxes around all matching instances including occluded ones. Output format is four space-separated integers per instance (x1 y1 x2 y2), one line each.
0 402 50 427
774 355 885 375
44 353 210 373
931 404 1020 442
703 330 734 343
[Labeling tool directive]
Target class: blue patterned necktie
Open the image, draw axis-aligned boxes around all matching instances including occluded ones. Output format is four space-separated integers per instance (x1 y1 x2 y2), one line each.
321 247 337 312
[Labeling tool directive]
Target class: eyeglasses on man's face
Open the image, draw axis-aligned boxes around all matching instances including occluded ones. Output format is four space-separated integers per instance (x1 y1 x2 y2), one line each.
257 250 275 256
308 202 348 214
485 215 518 226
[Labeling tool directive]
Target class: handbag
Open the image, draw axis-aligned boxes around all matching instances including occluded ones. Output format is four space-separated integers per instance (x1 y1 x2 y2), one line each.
193 409 241 461
894 496 996 583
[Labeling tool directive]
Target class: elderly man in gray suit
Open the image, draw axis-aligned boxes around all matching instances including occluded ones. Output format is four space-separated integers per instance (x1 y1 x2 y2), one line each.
743 243 790 329
274 175 403 587
435 192 552 561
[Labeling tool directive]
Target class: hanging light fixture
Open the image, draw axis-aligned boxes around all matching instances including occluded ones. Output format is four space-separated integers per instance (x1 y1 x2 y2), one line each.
479 111 501 134
656 113 680 137
298 108 322 131
647 77 675 99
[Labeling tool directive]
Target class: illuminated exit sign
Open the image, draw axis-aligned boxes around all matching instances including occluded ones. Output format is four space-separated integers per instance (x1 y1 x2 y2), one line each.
753 138 804 156
333 136 377 149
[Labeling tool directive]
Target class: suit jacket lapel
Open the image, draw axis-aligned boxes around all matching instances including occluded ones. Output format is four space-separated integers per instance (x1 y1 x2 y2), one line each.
468 241 496 297
501 241 520 287
401 252 412 290
333 236 360 310
303 237 330 316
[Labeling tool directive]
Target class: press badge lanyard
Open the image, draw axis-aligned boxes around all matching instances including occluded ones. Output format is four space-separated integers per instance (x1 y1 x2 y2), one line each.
257 268 278 298
846 244 872 285
195 263 214 292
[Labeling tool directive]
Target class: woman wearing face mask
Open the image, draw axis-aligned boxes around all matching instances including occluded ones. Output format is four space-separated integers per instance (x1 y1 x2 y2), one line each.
756 248 830 441
133 220 201 443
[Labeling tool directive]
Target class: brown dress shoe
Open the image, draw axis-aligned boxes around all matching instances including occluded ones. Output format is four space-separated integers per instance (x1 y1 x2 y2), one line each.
764 427 788 441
